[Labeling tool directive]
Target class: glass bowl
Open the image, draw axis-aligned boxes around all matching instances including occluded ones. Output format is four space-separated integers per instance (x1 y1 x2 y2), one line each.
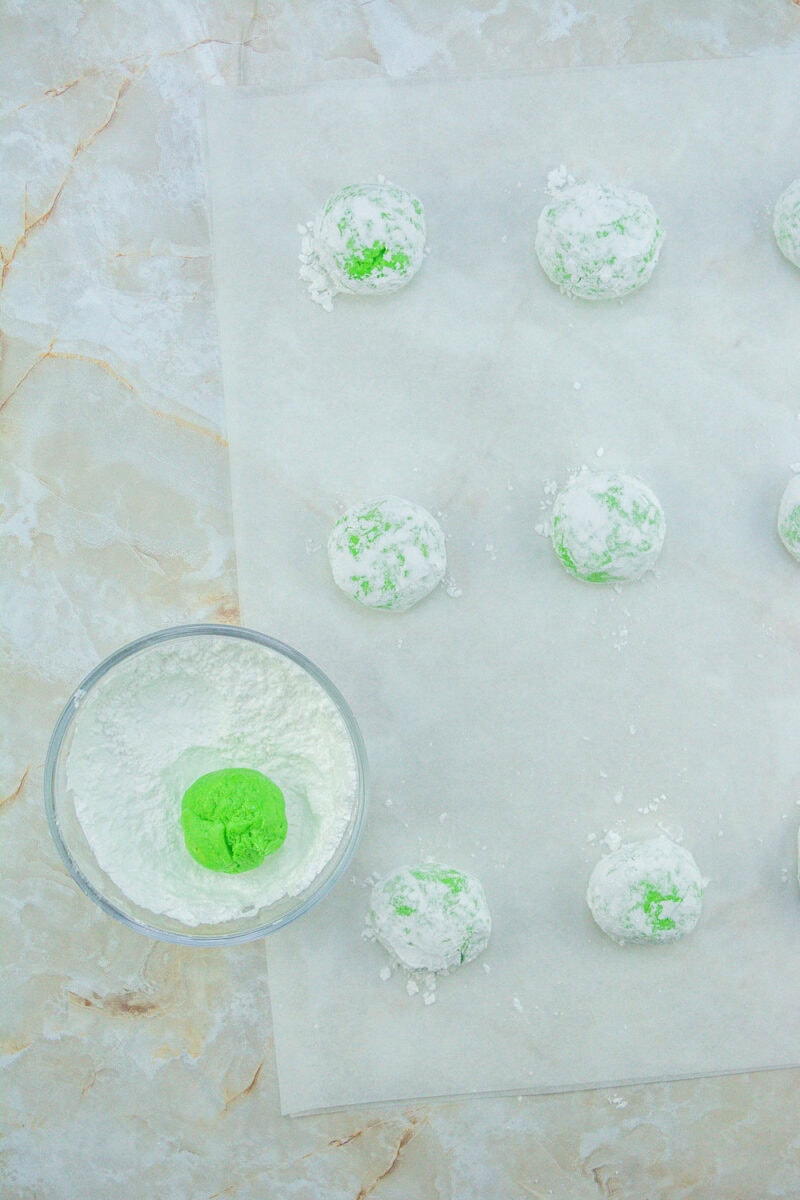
44 624 368 945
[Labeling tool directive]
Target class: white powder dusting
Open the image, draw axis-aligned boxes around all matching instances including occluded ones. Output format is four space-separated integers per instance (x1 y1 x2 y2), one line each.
535 171 664 300
365 862 491 974
587 836 706 945
551 469 666 583
777 474 800 561
67 634 359 926
300 182 426 308
774 178 800 269
328 496 446 611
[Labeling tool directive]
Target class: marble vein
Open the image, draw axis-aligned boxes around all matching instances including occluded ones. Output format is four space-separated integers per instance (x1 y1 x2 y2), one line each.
1 73 135 288
0 767 30 809
355 1117 424 1199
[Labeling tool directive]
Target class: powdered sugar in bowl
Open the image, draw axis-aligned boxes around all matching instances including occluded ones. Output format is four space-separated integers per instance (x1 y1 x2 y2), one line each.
44 625 368 945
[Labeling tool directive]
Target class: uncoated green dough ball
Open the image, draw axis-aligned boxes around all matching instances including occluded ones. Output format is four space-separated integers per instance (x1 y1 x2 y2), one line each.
181 768 287 874
773 179 800 270
551 470 665 583
535 177 664 299
313 182 426 296
328 496 446 611
778 475 800 561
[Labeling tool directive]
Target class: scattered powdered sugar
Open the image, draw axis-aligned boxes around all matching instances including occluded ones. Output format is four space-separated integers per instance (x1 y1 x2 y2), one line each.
535 477 560 537
611 625 629 650
637 793 667 815
67 634 359 926
602 829 622 852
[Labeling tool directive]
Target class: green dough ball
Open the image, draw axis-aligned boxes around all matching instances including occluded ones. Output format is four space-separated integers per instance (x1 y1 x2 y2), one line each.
551 469 665 583
328 496 446 611
586 836 705 944
366 863 491 972
181 768 287 874
777 475 800 561
535 177 664 300
314 182 426 295
774 178 800 270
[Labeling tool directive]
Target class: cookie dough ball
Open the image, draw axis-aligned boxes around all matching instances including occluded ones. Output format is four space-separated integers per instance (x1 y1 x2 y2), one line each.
366 863 491 972
551 470 665 583
310 182 426 297
328 496 446 611
181 768 287 874
535 178 664 299
587 836 705 945
774 179 800 270
778 475 800 561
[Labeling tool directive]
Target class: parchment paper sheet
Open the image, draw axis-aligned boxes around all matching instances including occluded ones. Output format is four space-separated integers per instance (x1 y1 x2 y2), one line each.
206 58 800 1115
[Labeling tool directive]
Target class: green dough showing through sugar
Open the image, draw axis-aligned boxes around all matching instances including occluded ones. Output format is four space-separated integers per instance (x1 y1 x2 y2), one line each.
773 178 800 270
344 241 410 280
181 768 287 874
328 496 447 611
586 836 705 945
551 470 665 583
366 862 492 972
313 183 426 295
777 475 800 561
535 176 664 300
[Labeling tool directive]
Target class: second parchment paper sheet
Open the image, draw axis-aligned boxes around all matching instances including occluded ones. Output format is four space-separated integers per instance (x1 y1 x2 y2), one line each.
206 58 800 1114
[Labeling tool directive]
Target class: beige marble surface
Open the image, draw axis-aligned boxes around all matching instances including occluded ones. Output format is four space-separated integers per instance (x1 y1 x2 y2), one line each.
3 2 800 1196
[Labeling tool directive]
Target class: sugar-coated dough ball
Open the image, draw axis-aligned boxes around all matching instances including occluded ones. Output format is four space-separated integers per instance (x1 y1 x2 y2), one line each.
778 475 800 561
304 182 426 304
774 179 800 270
535 177 664 299
328 497 446 611
551 470 665 583
587 836 705 945
366 863 491 972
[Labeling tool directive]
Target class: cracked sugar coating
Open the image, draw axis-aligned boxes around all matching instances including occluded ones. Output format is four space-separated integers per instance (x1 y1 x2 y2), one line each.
301 182 426 305
366 863 491 972
535 177 664 299
774 179 800 269
777 475 800 561
587 836 705 945
328 497 446 611
551 470 665 583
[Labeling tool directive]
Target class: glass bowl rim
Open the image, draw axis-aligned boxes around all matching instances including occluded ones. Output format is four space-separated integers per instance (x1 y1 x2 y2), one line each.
44 622 368 946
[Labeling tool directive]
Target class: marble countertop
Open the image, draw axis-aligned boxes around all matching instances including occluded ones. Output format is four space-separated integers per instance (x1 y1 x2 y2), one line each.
4 3 800 1196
